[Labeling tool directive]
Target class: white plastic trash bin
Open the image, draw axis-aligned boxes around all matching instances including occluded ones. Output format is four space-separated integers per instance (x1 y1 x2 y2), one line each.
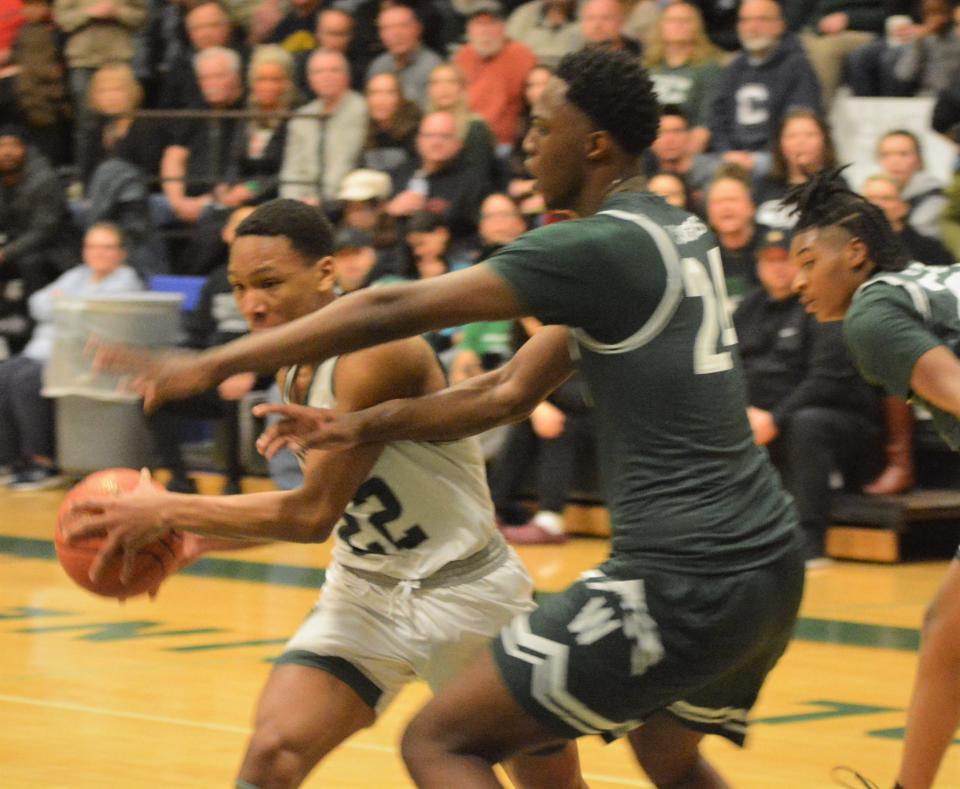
42 293 184 474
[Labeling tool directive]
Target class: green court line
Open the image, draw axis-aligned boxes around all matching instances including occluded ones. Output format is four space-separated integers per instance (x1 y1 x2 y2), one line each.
0 534 923 652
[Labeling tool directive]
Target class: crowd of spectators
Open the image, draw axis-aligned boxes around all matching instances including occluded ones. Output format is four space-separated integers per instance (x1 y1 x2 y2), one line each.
3 0 960 548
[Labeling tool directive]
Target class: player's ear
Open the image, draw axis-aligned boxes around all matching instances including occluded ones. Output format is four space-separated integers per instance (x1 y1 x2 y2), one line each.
845 236 870 272
315 255 337 292
585 129 614 161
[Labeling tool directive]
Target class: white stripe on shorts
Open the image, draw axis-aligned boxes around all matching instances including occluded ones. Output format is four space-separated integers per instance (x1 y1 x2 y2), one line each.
501 614 641 736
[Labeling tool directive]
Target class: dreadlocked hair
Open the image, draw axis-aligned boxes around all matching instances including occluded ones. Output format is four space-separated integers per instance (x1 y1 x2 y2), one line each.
782 166 908 272
555 48 660 156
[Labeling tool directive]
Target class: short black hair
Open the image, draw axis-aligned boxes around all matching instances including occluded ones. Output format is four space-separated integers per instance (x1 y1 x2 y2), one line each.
555 48 660 155
782 167 907 272
659 104 689 125
406 210 447 234
235 198 334 261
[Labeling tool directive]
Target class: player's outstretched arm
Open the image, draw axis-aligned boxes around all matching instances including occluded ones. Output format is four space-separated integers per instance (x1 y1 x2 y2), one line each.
63 338 440 583
911 346 960 418
102 265 526 413
255 326 575 453
62 437 386 585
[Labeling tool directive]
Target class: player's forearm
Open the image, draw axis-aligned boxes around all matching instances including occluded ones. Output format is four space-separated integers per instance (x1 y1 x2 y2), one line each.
202 275 520 381
347 331 574 444
350 377 529 444
911 345 960 418
158 490 335 543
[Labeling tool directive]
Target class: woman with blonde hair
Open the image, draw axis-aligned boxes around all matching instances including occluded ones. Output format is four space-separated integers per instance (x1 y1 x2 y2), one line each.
644 1 723 154
81 62 162 187
214 44 299 210
80 63 167 275
425 62 497 186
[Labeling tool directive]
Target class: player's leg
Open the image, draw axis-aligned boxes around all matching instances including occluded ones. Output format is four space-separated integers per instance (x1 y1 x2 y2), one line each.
416 553 586 789
237 662 376 789
897 558 960 789
627 713 728 788
402 648 579 788
502 740 586 789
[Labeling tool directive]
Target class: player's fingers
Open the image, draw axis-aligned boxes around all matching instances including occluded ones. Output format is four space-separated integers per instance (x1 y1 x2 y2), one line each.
90 530 124 583
91 340 143 373
260 434 303 460
64 502 107 537
256 418 302 449
251 403 295 418
119 540 143 585
258 415 307 440
64 516 108 543
137 467 153 491
141 380 160 415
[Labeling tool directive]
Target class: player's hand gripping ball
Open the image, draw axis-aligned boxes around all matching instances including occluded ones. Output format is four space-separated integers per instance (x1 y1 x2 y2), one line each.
55 468 183 599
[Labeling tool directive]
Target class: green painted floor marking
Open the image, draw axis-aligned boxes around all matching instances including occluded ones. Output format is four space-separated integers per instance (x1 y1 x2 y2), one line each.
794 617 920 651
753 700 898 726
17 621 224 642
178 556 326 588
168 638 289 653
0 606 75 620
0 534 927 652
869 726 960 744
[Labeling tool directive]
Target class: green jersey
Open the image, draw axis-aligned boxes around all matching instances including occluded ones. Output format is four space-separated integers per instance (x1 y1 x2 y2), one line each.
486 191 797 575
845 261 960 450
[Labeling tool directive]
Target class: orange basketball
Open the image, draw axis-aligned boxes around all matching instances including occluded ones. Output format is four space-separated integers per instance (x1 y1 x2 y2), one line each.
54 468 184 600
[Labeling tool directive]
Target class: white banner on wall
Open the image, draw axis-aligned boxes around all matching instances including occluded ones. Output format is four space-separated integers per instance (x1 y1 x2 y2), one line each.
830 95 957 190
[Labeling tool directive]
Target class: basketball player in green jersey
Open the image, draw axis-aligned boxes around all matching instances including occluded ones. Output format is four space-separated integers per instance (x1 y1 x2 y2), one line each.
91 49 804 787
781 169 960 789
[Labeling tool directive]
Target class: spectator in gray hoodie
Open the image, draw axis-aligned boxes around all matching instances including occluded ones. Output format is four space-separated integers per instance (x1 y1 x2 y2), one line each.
707 0 822 178
877 128 948 240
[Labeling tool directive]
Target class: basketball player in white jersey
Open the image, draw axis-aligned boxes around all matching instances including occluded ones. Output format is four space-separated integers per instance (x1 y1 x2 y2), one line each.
63 199 583 789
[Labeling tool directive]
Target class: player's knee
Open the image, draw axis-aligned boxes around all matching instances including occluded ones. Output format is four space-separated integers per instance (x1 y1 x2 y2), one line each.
920 599 960 664
242 725 312 787
636 748 703 788
400 712 438 770
506 742 584 789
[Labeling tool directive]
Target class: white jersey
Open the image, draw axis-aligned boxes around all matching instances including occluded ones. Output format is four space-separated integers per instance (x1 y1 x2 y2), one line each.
284 357 498 580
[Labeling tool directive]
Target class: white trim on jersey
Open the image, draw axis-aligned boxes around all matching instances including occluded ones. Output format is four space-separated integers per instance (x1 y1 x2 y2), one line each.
858 263 932 321
570 209 684 355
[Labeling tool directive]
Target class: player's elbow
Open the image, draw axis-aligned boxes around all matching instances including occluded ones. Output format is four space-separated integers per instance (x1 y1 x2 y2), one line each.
283 496 338 543
493 377 542 424
298 508 338 543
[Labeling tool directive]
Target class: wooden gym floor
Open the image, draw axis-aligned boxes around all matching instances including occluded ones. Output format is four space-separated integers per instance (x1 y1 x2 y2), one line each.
1 480 958 788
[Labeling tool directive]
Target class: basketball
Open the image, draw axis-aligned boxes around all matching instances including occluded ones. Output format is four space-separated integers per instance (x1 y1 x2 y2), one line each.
54 468 184 599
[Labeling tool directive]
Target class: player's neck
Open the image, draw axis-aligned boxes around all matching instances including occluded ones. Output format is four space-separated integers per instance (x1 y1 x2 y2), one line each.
577 166 644 216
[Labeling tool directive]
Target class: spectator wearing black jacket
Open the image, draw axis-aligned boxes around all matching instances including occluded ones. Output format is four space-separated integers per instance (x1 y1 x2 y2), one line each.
0 125 79 300
734 227 887 562
387 110 493 254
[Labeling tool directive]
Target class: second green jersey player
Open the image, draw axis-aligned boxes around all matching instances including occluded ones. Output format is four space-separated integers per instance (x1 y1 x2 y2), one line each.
786 169 960 789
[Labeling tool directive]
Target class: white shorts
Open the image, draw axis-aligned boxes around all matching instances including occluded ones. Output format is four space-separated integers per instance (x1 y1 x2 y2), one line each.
278 547 536 714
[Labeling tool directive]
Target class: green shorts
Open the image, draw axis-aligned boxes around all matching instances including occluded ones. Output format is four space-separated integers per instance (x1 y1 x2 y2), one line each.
491 544 804 746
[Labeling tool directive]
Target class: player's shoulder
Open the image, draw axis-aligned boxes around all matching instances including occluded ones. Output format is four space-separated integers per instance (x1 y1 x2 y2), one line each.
335 336 439 411
846 276 919 343
854 268 931 316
